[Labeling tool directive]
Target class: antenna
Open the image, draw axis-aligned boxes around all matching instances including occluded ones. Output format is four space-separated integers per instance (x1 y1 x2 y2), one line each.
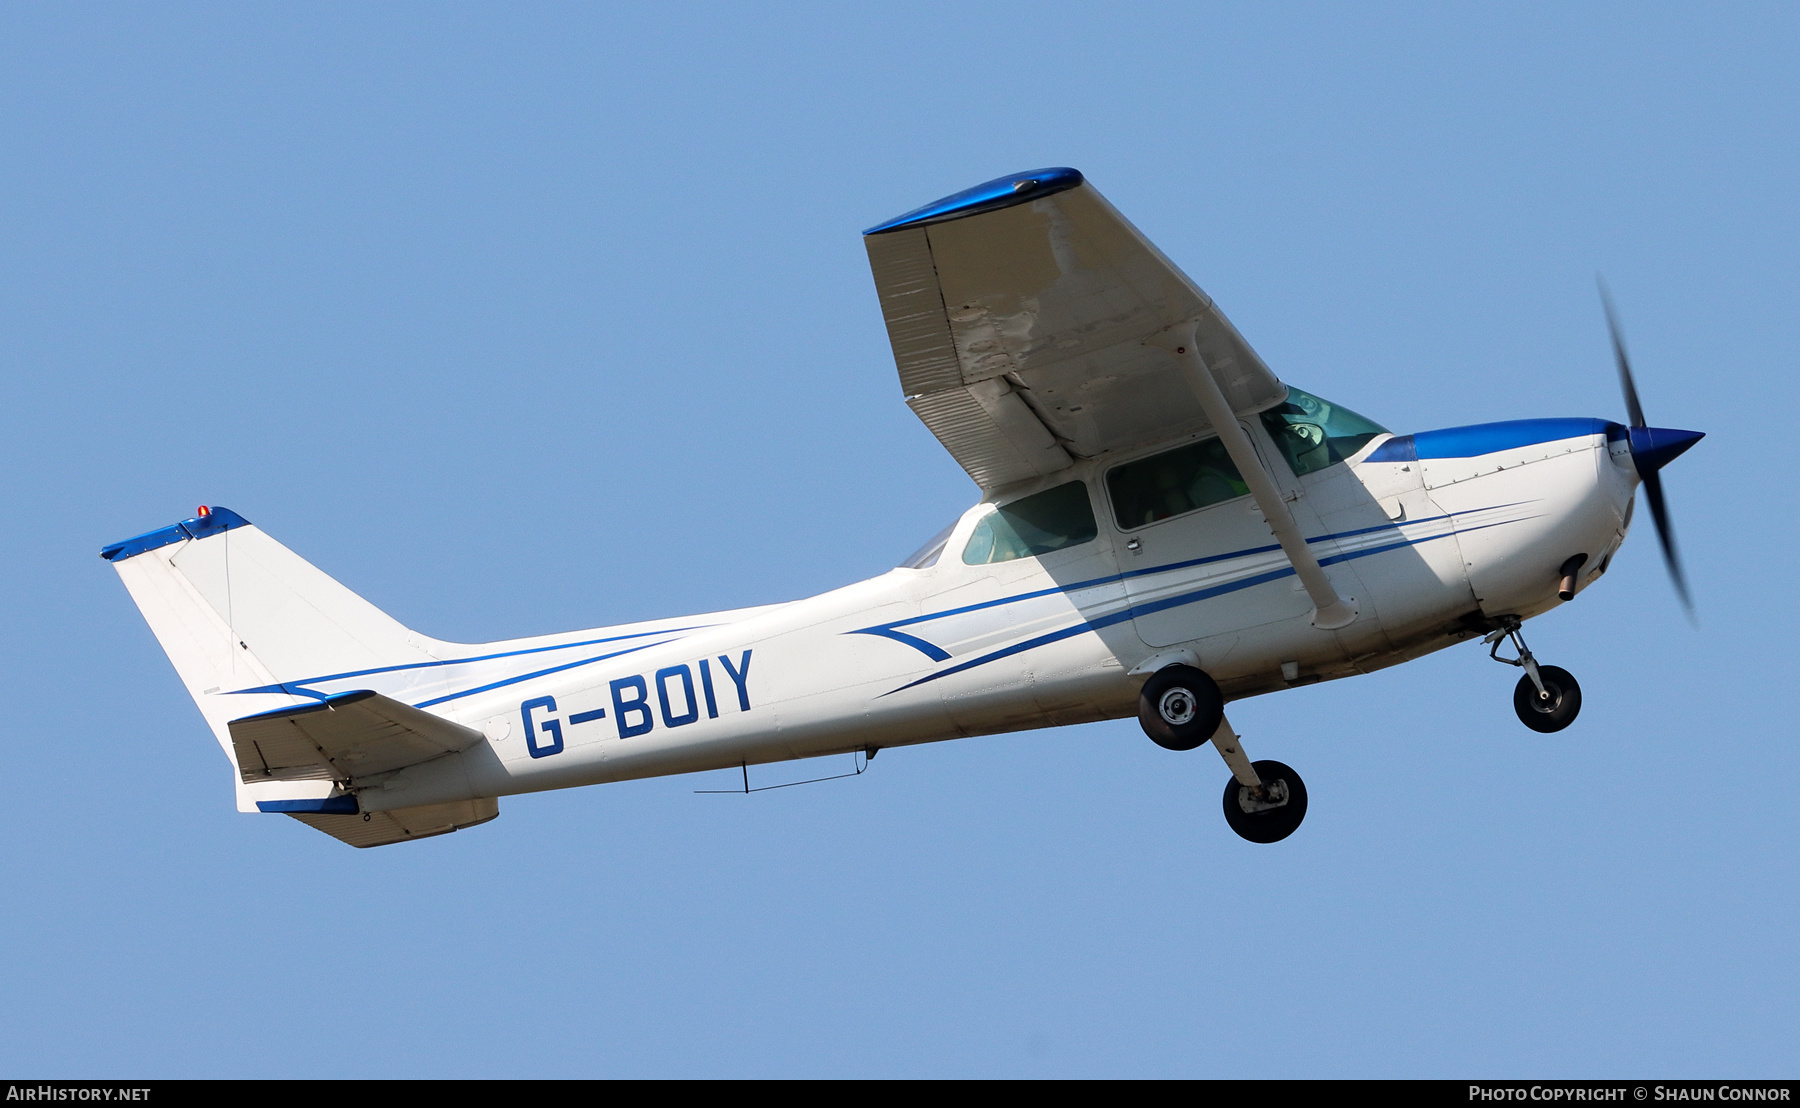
695 749 874 794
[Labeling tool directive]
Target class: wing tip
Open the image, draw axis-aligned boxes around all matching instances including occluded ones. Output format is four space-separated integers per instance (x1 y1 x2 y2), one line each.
863 167 1084 235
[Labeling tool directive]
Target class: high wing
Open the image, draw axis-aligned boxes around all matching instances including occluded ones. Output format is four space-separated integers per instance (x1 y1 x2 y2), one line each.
863 167 1287 490
228 689 483 784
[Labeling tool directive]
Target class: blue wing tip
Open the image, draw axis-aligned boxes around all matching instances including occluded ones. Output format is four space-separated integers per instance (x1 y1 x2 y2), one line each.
101 506 249 562
863 167 1085 235
257 796 359 815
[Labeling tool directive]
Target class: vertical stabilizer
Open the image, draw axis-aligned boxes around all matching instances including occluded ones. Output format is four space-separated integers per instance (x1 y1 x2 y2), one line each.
102 507 441 812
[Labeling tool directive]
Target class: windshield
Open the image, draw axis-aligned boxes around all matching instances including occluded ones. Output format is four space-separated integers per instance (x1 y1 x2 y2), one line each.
1259 387 1388 477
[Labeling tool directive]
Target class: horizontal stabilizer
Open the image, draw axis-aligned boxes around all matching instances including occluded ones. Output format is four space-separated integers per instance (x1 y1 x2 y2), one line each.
229 690 483 785
290 797 499 849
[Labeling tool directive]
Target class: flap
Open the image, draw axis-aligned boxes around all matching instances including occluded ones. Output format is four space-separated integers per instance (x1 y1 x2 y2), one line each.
229 690 483 784
865 168 1286 490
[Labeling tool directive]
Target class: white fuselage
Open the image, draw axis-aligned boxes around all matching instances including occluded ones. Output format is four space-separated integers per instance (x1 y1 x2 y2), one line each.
326 418 1637 814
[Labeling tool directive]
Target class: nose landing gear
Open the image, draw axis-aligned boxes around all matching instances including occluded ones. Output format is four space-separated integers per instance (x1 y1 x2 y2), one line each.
1486 618 1582 733
1512 665 1581 732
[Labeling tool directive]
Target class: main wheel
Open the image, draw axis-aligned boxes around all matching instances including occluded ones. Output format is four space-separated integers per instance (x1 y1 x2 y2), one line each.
1513 665 1581 733
1221 759 1308 843
1137 664 1224 751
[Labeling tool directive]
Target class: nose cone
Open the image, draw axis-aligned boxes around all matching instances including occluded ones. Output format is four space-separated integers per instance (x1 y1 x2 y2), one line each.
1628 426 1704 478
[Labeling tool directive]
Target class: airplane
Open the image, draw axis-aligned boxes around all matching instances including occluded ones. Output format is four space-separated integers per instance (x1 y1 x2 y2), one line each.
100 167 1703 848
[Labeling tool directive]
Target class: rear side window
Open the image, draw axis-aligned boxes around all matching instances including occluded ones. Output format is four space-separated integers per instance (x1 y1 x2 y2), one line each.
898 522 956 569
962 481 1098 565
1107 437 1248 530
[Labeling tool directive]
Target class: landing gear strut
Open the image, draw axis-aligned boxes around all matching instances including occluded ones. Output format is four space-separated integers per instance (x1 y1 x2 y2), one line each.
1486 618 1582 733
1210 715 1308 844
1138 667 1307 842
1220 757 1309 843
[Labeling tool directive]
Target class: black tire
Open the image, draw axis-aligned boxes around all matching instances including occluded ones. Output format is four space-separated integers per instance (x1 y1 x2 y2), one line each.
1136 664 1224 751
1221 759 1308 844
1513 665 1581 733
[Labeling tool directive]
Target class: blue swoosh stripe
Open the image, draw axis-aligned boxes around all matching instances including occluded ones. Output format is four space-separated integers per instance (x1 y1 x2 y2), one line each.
856 627 952 662
880 568 1289 695
879 516 1526 695
411 640 677 708
853 512 1463 652
224 625 714 699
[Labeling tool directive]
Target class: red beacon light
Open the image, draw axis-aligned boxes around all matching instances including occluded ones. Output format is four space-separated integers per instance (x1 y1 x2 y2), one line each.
196 506 211 518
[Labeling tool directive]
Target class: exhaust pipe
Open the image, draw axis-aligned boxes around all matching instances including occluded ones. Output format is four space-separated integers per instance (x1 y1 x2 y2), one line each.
1557 553 1589 602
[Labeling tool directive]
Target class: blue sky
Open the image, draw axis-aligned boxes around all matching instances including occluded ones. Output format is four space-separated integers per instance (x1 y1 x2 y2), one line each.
2 3 1794 1077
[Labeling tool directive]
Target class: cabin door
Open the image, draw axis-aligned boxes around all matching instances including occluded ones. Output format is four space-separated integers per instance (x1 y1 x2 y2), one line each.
1111 421 1311 649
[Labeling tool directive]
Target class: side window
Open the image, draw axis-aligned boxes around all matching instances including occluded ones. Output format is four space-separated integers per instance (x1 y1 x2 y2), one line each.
898 522 956 569
1259 387 1388 478
1107 438 1248 530
962 481 1098 565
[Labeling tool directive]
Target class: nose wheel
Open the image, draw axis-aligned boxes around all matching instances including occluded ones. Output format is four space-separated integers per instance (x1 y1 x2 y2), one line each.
1513 666 1581 732
1486 618 1582 733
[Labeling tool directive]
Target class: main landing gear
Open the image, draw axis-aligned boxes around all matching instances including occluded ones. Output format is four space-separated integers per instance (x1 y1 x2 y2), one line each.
1138 665 1307 843
1137 664 1224 751
1485 617 1582 733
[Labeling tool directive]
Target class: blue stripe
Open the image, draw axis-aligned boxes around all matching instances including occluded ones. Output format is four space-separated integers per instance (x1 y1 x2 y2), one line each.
1365 435 1417 463
232 689 376 723
851 512 1458 657
223 626 713 700
850 626 953 661
880 565 1290 695
410 640 675 709
1367 419 1622 462
879 515 1529 694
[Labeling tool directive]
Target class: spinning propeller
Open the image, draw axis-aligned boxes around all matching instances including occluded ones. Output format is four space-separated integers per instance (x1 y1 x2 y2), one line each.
1598 279 1704 615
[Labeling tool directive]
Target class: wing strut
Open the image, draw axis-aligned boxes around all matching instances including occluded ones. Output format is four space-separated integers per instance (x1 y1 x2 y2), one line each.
1152 322 1357 630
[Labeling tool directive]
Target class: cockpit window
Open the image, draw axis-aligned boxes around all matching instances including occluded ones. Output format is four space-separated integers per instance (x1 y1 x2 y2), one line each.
899 522 956 569
1259 387 1388 478
1107 436 1248 530
962 481 1098 565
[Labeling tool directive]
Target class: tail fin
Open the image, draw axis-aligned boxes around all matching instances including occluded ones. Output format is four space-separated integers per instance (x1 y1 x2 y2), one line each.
102 506 433 687
102 506 451 823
